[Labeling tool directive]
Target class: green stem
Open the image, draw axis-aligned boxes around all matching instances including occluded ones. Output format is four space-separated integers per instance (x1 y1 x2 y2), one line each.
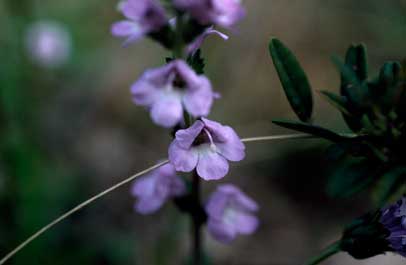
304 241 341 265
191 171 202 265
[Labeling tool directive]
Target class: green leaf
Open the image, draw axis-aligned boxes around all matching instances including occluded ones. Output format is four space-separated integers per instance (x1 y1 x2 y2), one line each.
319 90 351 115
372 167 406 206
272 119 345 142
327 158 376 198
332 55 367 105
269 38 313 122
344 44 368 82
187 49 205 74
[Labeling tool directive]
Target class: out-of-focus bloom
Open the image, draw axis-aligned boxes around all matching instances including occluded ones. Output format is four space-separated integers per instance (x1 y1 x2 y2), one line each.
131 60 214 128
169 118 245 180
186 26 229 55
25 21 71 68
206 184 259 243
111 0 168 45
380 197 406 256
173 0 245 28
131 163 186 215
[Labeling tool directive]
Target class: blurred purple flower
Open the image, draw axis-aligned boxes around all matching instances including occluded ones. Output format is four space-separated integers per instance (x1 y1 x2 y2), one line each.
25 21 71 68
131 163 186 215
380 197 406 256
206 184 259 243
169 118 245 180
186 26 229 55
131 60 215 128
111 0 168 45
173 0 245 28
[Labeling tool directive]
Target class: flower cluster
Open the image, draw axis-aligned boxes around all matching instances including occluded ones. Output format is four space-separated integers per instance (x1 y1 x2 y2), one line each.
340 197 406 259
113 0 258 244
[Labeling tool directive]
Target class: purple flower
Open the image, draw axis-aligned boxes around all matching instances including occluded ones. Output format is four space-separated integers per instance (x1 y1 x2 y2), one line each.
131 60 215 128
380 197 406 256
111 0 168 45
206 184 259 243
25 21 71 68
168 118 245 180
131 163 186 215
186 26 229 55
173 0 245 28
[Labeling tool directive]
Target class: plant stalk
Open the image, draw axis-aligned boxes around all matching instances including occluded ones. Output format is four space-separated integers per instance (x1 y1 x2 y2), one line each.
304 241 341 265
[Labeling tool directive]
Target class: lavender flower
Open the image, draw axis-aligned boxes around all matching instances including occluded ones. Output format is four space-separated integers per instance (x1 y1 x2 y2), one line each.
131 60 215 128
131 163 186 214
380 197 406 256
206 184 259 243
25 21 71 68
111 0 168 45
169 118 245 180
186 26 229 55
173 0 245 28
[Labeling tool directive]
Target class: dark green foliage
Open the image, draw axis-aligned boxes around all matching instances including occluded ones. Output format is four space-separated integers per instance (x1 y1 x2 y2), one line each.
270 41 406 202
269 38 313 122
326 158 378 198
149 25 176 50
340 211 391 259
187 49 205 74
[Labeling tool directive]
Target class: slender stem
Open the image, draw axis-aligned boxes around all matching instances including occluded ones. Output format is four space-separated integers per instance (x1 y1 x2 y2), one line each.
0 160 168 265
191 171 202 265
304 241 341 265
241 134 314 143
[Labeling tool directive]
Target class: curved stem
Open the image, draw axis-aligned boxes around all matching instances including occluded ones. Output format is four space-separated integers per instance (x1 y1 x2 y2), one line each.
0 160 169 265
0 133 336 264
304 241 341 265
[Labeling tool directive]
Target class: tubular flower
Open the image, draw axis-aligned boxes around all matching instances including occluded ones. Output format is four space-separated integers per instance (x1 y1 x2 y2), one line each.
111 0 168 45
206 184 259 243
131 163 186 215
168 118 245 180
131 60 214 128
173 0 245 28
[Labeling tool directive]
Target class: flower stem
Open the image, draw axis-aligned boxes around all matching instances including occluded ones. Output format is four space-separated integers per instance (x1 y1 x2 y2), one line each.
191 171 202 265
304 241 341 265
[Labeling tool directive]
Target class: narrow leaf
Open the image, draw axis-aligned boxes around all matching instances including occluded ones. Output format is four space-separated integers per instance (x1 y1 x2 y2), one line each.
269 38 313 122
272 119 345 142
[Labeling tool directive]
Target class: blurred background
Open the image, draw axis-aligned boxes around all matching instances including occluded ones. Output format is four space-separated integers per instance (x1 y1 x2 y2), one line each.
0 0 405 264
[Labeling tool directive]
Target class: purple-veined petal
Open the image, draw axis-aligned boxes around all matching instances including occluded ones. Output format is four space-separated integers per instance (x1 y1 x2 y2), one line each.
196 148 229 180
168 141 199 172
150 95 183 128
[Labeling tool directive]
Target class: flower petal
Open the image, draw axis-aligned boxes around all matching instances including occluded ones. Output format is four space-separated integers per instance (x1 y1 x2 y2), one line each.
174 120 205 149
183 76 214 117
234 212 259 235
135 196 166 215
111 21 143 38
201 118 245 161
168 141 198 172
196 149 229 180
207 218 237 243
150 95 183 128
186 26 229 55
